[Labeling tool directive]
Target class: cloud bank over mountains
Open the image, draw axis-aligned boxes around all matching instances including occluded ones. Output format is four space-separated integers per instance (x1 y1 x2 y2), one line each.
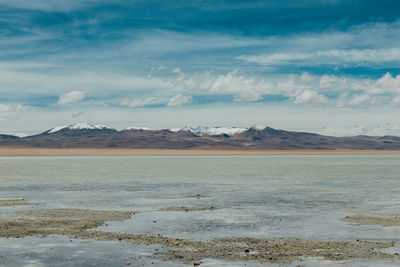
0 0 399 135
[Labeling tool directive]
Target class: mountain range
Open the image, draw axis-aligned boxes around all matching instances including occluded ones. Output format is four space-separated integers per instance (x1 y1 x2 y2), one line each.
1 123 400 150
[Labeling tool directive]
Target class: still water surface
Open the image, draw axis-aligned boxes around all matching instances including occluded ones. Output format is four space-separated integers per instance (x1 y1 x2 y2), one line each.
1 155 400 266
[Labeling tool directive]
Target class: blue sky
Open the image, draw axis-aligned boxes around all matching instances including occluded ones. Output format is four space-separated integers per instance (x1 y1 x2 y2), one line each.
1 0 400 135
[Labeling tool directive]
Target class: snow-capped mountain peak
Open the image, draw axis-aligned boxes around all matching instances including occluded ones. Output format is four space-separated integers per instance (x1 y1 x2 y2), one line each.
123 126 154 131
249 125 267 131
183 126 248 135
48 123 109 133
45 123 267 135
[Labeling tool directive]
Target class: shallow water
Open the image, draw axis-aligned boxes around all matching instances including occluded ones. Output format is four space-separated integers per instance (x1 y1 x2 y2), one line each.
1 155 400 266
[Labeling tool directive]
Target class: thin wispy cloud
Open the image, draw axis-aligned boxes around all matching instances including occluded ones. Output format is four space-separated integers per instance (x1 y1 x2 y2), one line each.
167 94 193 107
237 48 400 66
120 97 159 108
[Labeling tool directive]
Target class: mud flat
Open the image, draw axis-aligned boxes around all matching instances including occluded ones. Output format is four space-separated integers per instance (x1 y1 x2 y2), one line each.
0 209 134 238
1 208 399 264
341 215 400 227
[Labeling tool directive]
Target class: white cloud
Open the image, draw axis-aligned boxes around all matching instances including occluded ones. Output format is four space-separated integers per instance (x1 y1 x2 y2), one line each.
0 104 13 113
347 94 375 107
147 65 167 77
293 90 327 105
337 93 376 108
58 91 86 105
236 20 400 68
374 73 400 94
321 124 400 137
336 91 350 107
120 97 158 107
392 95 400 105
167 94 192 107
172 70 320 103
0 0 109 12
171 70 400 108
237 48 400 66
0 66 173 96
172 70 276 102
0 103 29 113
173 67 184 75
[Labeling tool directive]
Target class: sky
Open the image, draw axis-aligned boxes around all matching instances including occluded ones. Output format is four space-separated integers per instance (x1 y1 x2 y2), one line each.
0 0 400 136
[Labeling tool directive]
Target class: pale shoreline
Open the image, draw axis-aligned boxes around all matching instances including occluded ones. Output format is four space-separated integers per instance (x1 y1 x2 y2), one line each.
1 147 400 156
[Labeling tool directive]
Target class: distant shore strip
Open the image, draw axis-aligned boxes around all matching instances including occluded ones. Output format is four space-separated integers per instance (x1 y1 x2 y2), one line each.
1 147 400 157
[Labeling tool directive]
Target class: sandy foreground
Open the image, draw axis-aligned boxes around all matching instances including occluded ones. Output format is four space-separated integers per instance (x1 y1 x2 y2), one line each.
1 200 400 264
1 147 400 156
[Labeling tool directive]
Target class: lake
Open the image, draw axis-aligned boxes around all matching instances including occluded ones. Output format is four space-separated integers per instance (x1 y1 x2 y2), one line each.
1 155 400 266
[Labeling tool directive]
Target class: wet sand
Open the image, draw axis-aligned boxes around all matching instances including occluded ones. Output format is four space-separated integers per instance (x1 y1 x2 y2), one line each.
1 147 400 156
1 202 399 264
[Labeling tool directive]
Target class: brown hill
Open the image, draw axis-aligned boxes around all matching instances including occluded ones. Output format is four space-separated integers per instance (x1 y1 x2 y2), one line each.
1 125 399 150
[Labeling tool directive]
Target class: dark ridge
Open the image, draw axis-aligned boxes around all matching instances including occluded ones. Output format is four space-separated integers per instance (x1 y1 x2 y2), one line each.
1 126 399 150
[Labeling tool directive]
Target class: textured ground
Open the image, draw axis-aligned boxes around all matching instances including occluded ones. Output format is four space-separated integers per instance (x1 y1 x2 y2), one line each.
1 200 400 264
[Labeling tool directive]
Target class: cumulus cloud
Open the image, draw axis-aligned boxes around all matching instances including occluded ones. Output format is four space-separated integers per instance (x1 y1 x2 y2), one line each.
321 124 400 137
171 70 400 108
346 94 375 107
373 73 400 94
336 92 376 108
58 91 86 105
171 70 276 102
172 70 317 103
120 97 158 107
293 90 327 105
167 94 192 107
0 103 29 113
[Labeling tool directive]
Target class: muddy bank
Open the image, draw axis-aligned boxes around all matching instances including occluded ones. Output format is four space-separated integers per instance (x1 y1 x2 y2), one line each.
85 232 398 264
0 199 41 207
159 237 399 264
0 208 134 238
158 206 217 212
1 208 399 264
341 215 400 227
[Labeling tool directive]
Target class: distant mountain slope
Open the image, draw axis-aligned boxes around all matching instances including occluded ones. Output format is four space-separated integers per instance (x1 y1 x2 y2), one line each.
1 123 400 150
0 134 20 140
